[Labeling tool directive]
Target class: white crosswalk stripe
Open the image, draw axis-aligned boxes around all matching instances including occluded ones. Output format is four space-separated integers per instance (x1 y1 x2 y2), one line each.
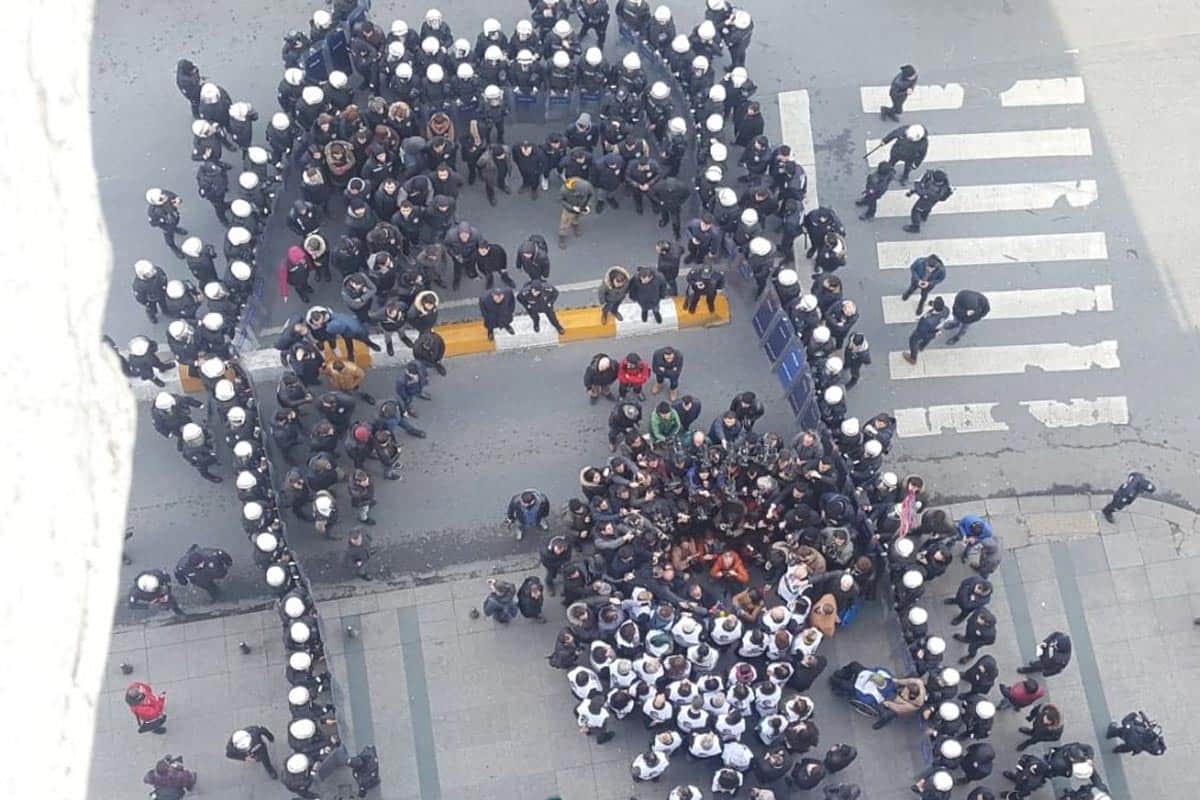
1019 396 1130 428
888 340 1121 380
896 394 1129 437
778 89 819 209
873 179 1098 217
1000 77 1086 107
866 127 1093 165
895 403 1009 438
880 286 1113 324
876 232 1108 270
859 84 965 112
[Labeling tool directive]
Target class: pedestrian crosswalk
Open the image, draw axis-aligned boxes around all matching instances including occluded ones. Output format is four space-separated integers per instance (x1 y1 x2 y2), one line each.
857 74 1131 439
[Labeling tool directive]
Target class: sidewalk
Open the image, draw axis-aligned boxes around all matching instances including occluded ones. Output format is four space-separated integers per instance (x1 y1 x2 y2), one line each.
90 494 1200 799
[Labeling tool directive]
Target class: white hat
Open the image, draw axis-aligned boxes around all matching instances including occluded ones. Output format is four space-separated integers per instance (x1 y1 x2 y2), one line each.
315 493 333 515
840 417 860 437
286 753 310 775
698 20 717 40
650 81 670 101
328 70 348 89
901 569 923 589
180 423 203 445
271 112 290 130
740 209 759 227
693 55 710 73
227 406 246 427
200 82 220 102
552 50 570 69
227 226 251 246
128 336 150 357
202 312 225 332
265 564 287 587
483 18 501 35
181 236 203 257
288 686 311 706
708 83 725 103
881 471 899 489
134 259 156 279
553 19 571 37
256 532 279 553
199 356 225 379
230 260 252 281
452 37 470 57
671 34 690 54
231 729 252 751
703 165 723 182
707 0 727 9
717 187 736 207
289 621 311 643
387 40 406 60
516 49 535 65
975 699 996 719
937 701 960 721
894 538 915 558
421 36 440 56
931 771 953 792
907 606 928 626
730 67 749 88
516 19 534 36
1072 761 1094 780
390 18 409 36
191 119 215 138
484 45 504 64
154 392 176 411
233 440 253 459
584 47 602 66
231 102 253 122
622 52 641 71
798 293 817 312
145 187 167 205
905 124 927 142
301 85 324 106
424 8 443 24
457 62 475 79
395 62 413 79
709 142 727 162
926 636 946 655
243 501 263 522
864 439 883 458
136 573 160 593
284 596 307 619
776 269 798 287
238 171 260 191
939 739 962 759
706 114 724 134
312 8 332 27
236 471 257 491
823 385 844 405
284 68 304 86
733 10 751 29
811 325 831 344
203 281 225 301
289 651 313 671
214 379 235 402
668 117 687 135
484 84 503 102
939 667 960 686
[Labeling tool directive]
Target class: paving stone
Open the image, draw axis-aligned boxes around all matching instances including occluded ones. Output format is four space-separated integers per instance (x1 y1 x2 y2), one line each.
144 621 188 648
1015 543 1056 583
1110 565 1152 604
1103 533 1144 569
1075 572 1119 610
1139 530 1182 564
146 640 189 683
1025 510 1099 539
988 514 1028 549
555 766 598 800
413 581 454 604
1017 495 1056 514
109 628 146 653
984 497 1020 516
1147 560 1192 599
1067 536 1109 575
337 592 381 616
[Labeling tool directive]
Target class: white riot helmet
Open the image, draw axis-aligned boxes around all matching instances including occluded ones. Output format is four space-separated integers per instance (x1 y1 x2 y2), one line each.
288 686 311 707
255 532 279 553
692 55 710 74
233 440 254 461
739 208 758 227
840 417 860 437
1072 762 1094 780
654 5 671 23
328 70 348 89
128 336 150 357
314 493 334 515
154 392 176 412
387 41 406 60
707 0 727 9
516 19 534 37
483 84 503 102
622 52 641 72
426 63 444 83
894 537 915 558
907 606 928 626
552 19 571 38
230 199 253 220
552 50 570 69
243 501 263 522
584 47 602 66
729 66 748 87
650 81 670 101
300 85 324 106
697 20 717 41
271 112 290 130
283 67 304 87
709 141 727 163
703 165 723 183
226 406 247 427
716 187 736 207
484 45 504 64
733 10 752 29
453 38 471 59
901 569 923 589
516 49 535 66
289 718 316 741
939 739 963 760
136 573 161 593
283 595 307 619
238 171 259 191
457 62 475 80
396 62 413 80
265 564 287 587
227 226 251 246
424 8 443 27
134 259 156 279
286 753 310 775
931 771 953 793
937 702 960 721
799 293 818 312
863 439 883 458
777 268 798 287
905 124 927 141
671 34 690 54
823 385 844 405
236 471 257 491
708 84 726 103
312 9 332 29
939 667 960 686
180 422 204 444
200 82 220 103
926 636 946 655
289 651 313 671
750 237 771 257
230 260 252 281
881 472 899 489
705 113 723 134
213 378 235 402
289 621 311 644
811 325 831 344
483 18 501 35
199 356 225 380
145 187 167 205
668 117 687 136
824 356 844 375
191 119 216 138
390 19 409 37
231 729 252 751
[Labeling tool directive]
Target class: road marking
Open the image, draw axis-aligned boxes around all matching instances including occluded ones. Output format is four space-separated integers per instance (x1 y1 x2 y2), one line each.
876 232 1108 270
778 89 819 209
440 278 602 309
1020 396 1129 428
880 285 1113 324
615 299 680 338
492 314 562 351
888 340 1120 379
1000 77 1086 107
874 179 1098 217
866 127 1093 165
859 83 965 113
895 403 1009 438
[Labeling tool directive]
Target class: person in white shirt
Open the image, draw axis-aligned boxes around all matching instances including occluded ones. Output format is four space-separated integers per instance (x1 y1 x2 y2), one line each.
728 682 755 716
652 729 684 756
761 605 792 633
621 587 655 624
610 659 637 688
576 695 614 744
784 695 815 723
715 708 747 741
607 687 636 720
645 629 674 659
642 692 674 728
766 629 793 660
667 677 697 706
704 690 729 717
698 674 724 699
754 681 781 716
589 640 616 676
776 564 810 607
614 621 641 656
689 731 722 759
795 627 823 658
710 613 743 646
722 739 754 771
664 653 692 682
567 666 602 700
766 661 794 687
677 697 711 734
688 642 719 674
757 713 787 746
631 749 670 781
728 661 757 687
739 628 768 659
668 785 703 800
712 766 743 795
633 654 664 686
672 614 703 647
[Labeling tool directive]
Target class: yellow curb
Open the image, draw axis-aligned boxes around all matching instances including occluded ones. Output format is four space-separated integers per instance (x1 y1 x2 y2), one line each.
435 319 499 357
674 294 731 328
557 306 618 342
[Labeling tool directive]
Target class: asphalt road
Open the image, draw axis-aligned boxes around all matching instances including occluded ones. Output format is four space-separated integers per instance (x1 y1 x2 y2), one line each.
95 0 1200 617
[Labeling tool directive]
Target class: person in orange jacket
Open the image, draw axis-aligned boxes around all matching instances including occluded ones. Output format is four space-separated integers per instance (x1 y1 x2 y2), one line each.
125 681 168 734
710 549 750 592
616 352 651 401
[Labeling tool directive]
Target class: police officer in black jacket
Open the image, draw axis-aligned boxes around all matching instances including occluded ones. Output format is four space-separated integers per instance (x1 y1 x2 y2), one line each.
1100 472 1155 522
518 279 566 334
174 544 233 600
480 287 517 339
881 64 919 121
943 288 989 344
905 169 954 233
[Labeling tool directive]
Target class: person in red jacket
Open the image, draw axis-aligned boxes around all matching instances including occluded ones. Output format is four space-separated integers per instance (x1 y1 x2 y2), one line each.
126 681 168 734
709 549 750 593
998 677 1045 711
278 245 314 303
617 352 651 401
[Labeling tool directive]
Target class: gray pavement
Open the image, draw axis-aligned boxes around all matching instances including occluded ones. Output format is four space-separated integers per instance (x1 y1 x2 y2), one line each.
92 495 1200 799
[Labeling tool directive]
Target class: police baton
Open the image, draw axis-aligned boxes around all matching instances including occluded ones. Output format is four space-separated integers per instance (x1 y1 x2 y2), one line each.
862 141 887 161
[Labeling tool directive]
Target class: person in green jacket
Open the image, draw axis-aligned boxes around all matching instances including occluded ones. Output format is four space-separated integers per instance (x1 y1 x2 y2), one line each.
649 401 683 444
559 177 594 249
